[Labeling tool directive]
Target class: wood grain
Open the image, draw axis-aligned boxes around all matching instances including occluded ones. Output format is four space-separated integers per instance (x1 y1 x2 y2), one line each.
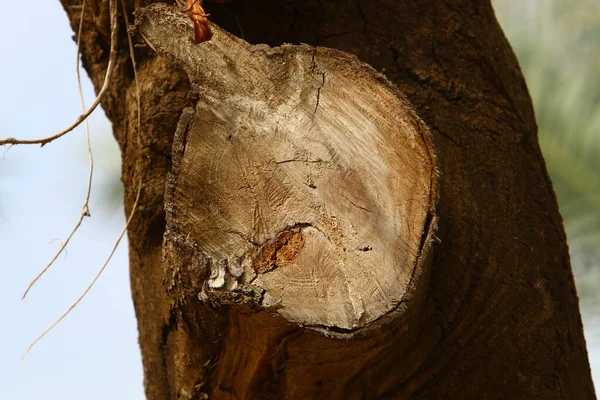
139 3 438 332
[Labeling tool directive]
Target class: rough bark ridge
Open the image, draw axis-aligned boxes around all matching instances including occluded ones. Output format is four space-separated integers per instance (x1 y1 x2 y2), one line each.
59 0 595 399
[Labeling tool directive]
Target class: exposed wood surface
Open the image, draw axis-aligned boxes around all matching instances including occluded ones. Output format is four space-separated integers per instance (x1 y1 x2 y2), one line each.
140 3 438 333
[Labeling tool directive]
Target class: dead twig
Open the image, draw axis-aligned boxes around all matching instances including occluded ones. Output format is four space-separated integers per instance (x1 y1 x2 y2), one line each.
22 0 146 358
22 182 142 359
22 0 95 299
0 0 118 148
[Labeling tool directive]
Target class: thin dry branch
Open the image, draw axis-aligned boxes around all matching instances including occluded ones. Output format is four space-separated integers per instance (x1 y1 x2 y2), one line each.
121 0 142 140
22 0 145 357
22 0 95 300
0 0 118 148
22 182 142 359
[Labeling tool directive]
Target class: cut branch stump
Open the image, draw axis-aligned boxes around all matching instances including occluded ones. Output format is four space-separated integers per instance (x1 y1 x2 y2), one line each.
138 4 438 398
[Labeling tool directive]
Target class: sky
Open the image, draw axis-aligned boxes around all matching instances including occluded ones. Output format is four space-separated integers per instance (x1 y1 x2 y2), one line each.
0 1 597 399
0 2 144 399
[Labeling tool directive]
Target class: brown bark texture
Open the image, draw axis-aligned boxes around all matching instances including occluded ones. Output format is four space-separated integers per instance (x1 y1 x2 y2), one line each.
59 0 595 399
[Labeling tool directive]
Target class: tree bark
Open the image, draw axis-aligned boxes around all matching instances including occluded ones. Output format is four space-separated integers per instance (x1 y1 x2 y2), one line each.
60 0 595 399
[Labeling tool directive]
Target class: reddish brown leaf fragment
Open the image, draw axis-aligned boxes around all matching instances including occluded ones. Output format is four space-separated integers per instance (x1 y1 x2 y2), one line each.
175 0 213 43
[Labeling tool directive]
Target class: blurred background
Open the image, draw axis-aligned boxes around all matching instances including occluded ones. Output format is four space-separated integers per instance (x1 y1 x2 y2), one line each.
0 0 597 398
494 0 600 391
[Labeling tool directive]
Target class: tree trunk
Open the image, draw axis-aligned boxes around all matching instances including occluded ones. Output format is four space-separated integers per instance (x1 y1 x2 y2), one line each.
60 0 595 399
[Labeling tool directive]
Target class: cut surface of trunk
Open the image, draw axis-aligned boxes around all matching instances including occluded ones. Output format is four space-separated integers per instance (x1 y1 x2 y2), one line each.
140 4 438 332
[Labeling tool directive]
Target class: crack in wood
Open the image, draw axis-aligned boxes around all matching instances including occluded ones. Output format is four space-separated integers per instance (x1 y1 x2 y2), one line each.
311 72 327 119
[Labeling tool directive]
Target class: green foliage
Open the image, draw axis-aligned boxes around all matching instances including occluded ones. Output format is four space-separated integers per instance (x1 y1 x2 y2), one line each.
493 0 600 306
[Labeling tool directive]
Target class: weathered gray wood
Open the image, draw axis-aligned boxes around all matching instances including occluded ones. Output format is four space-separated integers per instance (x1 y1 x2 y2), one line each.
139 3 438 333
